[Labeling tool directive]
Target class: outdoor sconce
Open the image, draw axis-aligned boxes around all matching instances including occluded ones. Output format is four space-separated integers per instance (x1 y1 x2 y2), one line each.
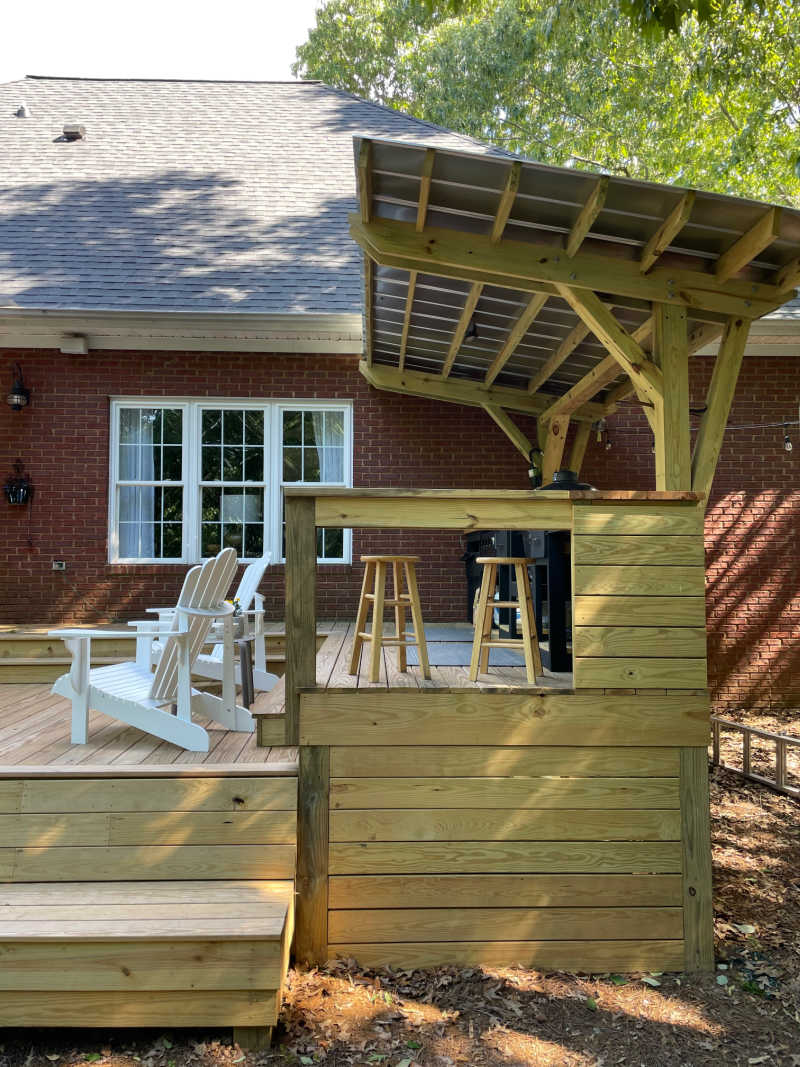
6 363 31 411
3 459 33 505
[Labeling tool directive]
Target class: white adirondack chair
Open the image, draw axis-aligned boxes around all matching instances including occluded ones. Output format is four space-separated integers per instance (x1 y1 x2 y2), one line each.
49 548 253 752
135 554 278 695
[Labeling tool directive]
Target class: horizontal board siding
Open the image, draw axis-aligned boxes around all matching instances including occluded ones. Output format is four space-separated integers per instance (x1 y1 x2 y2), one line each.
574 658 708 689
0 940 282 990
573 565 705 597
328 907 683 943
328 940 686 972
573 627 707 659
329 745 680 778
330 808 681 842
328 873 683 909
572 504 703 536
330 777 679 810
0 810 297 848
0 777 297 815
313 495 573 532
301 692 710 747
573 596 706 627
572 535 705 566
0 990 278 1028
329 841 682 875
2 844 296 882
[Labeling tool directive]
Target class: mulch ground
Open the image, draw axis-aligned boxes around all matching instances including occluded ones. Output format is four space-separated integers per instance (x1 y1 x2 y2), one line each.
1 766 798 1067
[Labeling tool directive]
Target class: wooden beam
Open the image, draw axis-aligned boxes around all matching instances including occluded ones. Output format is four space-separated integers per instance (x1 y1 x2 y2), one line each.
640 191 696 273
483 404 533 460
350 214 788 319
360 360 605 421
680 747 714 971
691 315 751 503
566 177 608 257
491 162 521 243
398 270 417 372
284 495 316 747
715 206 782 283
442 282 483 378
358 139 372 224
485 293 548 386
569 421 592 475
555 285 664 407
527 322 590 395
416 148 435 233
296 744 330 965
539 354 622 423
652 304 691 490
775 256 800 291
541 417 569 482
363 254 374 368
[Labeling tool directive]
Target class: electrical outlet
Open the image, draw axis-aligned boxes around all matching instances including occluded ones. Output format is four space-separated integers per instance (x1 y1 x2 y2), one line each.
52 560 66 571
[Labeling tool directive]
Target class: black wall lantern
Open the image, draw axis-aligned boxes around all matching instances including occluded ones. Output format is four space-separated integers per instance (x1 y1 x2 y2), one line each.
4 459 33 505
6 363 31 411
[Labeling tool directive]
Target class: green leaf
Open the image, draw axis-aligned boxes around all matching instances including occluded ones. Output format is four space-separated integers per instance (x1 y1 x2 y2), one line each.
585 996 598 1011
717 974 729 985
641 976 661 987
733 923 757 934
84 1056 102 1063
407 1041 422 1049
610 975 628 986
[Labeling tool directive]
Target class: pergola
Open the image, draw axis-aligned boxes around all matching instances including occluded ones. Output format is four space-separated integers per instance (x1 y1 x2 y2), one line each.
350 136 800 500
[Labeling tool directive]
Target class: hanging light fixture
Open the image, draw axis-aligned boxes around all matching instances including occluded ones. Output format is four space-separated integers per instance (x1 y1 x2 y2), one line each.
3 459 33 505
6 363 30 411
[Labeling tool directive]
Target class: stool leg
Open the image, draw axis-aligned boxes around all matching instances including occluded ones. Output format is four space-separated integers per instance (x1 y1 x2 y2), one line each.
469 562 493 681
479 563 496 674
393 559 407 672
404 561 431 680
349 560 374 675
523 566 543 677
368 560 386 683
515 562 539 683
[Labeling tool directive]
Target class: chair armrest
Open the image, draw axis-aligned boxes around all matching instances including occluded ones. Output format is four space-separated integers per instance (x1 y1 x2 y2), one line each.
49 629 136 641
146 607 176 615
178 603 235 619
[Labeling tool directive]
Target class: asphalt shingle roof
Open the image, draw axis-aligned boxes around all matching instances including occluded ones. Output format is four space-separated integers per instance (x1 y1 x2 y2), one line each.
0 76 499 315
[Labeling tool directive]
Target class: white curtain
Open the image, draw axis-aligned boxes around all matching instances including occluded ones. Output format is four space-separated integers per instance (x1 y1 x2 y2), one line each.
312 410 343 482
119 409 156 558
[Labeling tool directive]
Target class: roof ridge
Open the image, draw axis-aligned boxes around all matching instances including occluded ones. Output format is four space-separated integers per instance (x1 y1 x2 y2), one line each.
319 83 512 157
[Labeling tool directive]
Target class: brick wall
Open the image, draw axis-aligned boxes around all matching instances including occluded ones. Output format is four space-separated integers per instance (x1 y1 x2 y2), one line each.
1 347 797 712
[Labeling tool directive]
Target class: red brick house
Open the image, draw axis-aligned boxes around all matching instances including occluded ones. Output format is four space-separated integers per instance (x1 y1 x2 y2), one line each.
1 76 797 714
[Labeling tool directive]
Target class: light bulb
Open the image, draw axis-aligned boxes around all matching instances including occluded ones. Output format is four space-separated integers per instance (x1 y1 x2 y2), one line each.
784 434 793 452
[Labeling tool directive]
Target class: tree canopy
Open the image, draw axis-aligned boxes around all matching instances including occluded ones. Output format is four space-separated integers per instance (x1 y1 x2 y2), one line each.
293 0 800 205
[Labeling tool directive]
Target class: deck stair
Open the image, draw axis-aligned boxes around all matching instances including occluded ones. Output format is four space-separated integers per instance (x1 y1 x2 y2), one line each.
0 765 298 1048
0 624 331 683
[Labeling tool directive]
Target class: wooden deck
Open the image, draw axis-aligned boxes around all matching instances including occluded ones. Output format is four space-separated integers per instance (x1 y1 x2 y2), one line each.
0 683 295 772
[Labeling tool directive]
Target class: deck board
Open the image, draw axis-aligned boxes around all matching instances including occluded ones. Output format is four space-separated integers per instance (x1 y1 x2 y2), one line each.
0 685 294 771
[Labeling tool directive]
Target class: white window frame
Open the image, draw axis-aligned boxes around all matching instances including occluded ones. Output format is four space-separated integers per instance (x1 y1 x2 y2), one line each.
108 397 353 565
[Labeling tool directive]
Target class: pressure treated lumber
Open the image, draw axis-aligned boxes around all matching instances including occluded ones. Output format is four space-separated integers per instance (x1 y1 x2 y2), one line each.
329 776 679 810
485 293 548 385
0 990 276 1028
483 405 533 460
398 270 416 370
285 495 316 745
329 745 681 778
715 206 781 282
652 303 691 490
329 906 682 944
330 807 681 842
573 626 707 659
572 502 703 535
691 315 751 503
572 534 704 566
541 417 569 483
296 745 329 965
350 215 787 318
680 746 715 971
442 282 483 377
325 940 686 972
329 873 682 909
416 148 435 231
573 564 705 597
539 355 622 422
573 656 707 689
300 691 711 747
527 321 591 395
573 595 706 627
640 191 696 272
491 162 522 242
569 421 592 475
565 177 608 256
329 840 682 875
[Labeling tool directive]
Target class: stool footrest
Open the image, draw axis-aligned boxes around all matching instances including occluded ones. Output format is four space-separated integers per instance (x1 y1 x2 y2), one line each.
490 601 523 608
364 595 411 605
479 639 537 649
357 632 416 646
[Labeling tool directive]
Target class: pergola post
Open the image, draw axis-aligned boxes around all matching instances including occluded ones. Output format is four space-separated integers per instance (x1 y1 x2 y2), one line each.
652 303 691 491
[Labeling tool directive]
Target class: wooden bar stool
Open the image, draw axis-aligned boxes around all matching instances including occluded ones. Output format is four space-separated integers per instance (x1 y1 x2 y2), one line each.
349 555 431 683
469 557 543 683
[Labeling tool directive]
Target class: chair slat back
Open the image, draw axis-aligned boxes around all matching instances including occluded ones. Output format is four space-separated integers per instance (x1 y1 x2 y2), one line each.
233 554 271 612
149 548 237 702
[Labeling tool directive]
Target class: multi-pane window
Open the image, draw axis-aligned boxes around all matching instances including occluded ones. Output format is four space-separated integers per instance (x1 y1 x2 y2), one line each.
110 400 351 564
